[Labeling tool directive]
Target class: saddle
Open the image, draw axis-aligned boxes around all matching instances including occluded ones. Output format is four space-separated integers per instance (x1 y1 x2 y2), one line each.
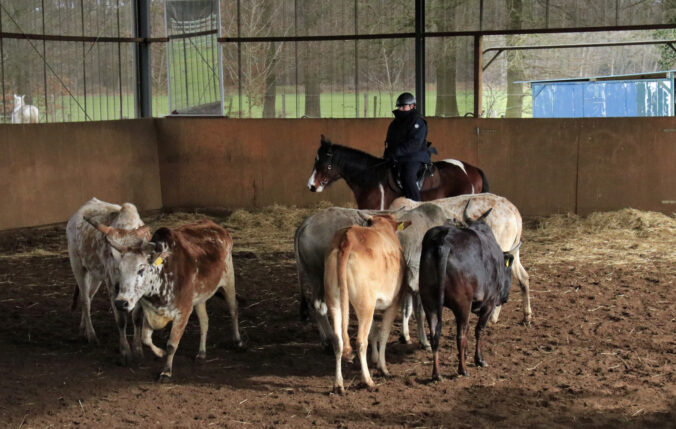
392 162 436 192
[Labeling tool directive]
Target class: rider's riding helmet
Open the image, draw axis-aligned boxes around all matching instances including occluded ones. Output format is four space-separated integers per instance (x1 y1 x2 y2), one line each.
395 92 416 107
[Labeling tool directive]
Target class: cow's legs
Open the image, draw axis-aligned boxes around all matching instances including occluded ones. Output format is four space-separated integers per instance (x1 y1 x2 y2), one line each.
131 305 144 360
159 311 191 382
142 314 165 358
491 252 531 325
221 259 244 348
368 324 379 364
316 311 335 351
376 298 399 378
514 253 532 324
106 283 132 366
195 302 209 360
81 275 101 344
474 306 492 368
68 252 95 343
455 308 471 376
355 305 376 390
413 292 431 351
399 292 413 344
328 301 345 394
426 305 443 381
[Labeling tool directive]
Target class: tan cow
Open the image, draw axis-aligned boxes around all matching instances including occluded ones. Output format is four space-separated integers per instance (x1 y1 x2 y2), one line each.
324 214 411 394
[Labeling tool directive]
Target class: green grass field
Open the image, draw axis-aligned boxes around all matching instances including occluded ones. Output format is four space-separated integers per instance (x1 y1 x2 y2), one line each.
3 32 532 122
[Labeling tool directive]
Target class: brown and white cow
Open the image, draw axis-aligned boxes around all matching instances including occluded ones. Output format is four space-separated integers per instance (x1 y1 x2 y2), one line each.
84 218 243 382
324 214 411 394
390 193 531 327
66 198 152 364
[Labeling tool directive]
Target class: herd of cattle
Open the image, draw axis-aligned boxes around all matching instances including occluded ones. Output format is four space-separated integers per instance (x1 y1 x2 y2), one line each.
66 192 530 392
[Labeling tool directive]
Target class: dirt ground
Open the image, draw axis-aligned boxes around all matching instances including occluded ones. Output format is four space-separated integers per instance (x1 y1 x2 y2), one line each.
0 204 674 428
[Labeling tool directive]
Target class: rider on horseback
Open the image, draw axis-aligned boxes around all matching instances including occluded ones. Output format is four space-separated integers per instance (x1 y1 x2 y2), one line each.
384 92 433 201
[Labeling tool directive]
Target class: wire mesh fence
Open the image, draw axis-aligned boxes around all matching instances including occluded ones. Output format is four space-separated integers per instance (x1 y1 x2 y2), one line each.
0 0 674 123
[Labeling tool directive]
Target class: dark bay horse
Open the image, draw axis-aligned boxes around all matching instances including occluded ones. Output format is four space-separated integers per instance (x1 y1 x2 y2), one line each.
307 135 489 209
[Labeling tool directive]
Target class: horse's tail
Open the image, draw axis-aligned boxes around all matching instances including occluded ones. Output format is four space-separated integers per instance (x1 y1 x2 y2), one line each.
478 167 490 193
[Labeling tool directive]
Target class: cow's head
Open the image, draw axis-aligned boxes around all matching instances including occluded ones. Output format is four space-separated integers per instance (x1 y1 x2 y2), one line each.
83 216 167 312
499 241 521 304
307 135 341 192
365 214 412 233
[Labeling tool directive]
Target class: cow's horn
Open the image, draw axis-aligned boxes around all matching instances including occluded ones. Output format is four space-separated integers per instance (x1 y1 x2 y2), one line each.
83 216 99 228
506 241 522 254
143 240 156 253
462 200 472 224
357 212 373 223
105 236 126 253
83 216 115 235
475 208 493 223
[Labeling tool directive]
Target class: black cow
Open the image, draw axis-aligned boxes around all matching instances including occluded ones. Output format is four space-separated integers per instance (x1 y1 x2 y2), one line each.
419 201 520 380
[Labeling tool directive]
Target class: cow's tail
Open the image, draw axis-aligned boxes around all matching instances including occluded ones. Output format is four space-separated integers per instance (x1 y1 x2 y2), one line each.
478 167 490 193
71 284 80 311
432 243 451 351
294 224 310 322
337 236 352 348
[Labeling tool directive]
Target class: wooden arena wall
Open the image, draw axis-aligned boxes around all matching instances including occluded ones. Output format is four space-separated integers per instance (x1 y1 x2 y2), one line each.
0 119 162 230
1 117 674 230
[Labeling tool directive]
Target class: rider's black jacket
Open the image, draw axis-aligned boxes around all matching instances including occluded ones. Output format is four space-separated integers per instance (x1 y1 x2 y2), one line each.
384 108 431 164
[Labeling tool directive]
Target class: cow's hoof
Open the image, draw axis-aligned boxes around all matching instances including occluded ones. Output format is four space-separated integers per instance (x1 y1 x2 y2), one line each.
84 334 99 346
422 344 432 352
158 372 172 383
333 385 345 395
475 359 488 368
398 334 412 345
365 383 376 392
431 374 444 383
521 316 532 326
195 352 206 362
119 352 133 367
235 340 246 350
379 369 391 378
457 369 468 377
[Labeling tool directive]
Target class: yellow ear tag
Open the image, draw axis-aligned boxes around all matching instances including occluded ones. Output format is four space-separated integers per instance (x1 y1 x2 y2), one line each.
153 256 164 267
505 259 511 267
397 222 405 231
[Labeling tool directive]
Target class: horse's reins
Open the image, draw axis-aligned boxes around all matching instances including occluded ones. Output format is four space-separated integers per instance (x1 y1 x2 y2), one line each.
324 143 393 190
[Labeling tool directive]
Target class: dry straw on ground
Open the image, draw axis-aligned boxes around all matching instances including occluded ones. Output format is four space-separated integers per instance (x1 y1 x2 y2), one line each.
524 208 675 268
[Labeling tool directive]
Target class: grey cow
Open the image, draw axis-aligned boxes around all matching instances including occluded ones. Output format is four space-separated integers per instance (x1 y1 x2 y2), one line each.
66 198 156 364
295 203 447 348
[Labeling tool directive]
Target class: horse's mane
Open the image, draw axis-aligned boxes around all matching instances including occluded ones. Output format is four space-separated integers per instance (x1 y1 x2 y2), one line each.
328 142 391 187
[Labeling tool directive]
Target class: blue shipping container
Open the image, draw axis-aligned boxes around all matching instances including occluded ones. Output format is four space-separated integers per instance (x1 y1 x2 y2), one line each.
531 74 674 118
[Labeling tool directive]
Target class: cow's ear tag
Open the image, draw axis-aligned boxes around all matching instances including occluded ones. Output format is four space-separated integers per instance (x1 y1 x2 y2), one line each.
505 259 511 267
153 256 164 267
397 222 405 231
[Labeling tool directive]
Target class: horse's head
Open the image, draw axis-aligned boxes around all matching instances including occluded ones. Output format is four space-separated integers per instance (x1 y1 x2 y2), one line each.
13 94 23 109
307 135 342 192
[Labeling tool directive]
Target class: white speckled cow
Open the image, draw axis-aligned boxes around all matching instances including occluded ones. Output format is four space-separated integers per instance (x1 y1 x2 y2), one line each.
85 218 242 382
66 198 151 364
390 193 531 337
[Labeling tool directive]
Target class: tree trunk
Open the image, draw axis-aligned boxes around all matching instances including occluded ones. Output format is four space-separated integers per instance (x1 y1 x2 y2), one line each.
262 43 277 118
505 0 524 118
435 43 459 117
433 1 459 117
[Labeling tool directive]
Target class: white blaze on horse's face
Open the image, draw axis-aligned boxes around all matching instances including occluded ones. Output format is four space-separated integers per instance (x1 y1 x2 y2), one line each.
307 155 325 192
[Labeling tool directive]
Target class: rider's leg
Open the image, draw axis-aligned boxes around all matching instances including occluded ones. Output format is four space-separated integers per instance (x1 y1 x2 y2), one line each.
400 161 421 201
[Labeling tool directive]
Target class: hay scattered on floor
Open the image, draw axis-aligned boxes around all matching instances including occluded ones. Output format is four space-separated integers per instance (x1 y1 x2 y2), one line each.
524 209 675 267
